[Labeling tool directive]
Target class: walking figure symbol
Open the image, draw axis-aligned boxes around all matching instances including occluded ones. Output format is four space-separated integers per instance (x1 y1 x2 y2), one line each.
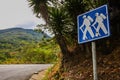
92 13 108 37
80 13 108 40
80 15 94 40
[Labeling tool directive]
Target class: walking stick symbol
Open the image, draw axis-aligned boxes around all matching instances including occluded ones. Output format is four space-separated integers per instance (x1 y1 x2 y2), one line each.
80 27 88 40
80 15 95 40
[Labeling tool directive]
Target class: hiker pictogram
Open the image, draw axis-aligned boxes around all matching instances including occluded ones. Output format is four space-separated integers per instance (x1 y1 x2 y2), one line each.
92 13 108 37
77 4 110 44
80 15 94 40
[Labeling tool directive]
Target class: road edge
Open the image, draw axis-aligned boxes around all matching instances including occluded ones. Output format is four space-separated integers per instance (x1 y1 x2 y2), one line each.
29 69 46 80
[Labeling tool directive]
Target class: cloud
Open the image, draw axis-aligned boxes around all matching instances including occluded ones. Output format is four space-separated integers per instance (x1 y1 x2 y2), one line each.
0 0 45 30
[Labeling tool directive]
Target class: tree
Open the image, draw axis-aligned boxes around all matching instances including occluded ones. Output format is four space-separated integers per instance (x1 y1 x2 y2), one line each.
28 0 72 66
48 6 73 67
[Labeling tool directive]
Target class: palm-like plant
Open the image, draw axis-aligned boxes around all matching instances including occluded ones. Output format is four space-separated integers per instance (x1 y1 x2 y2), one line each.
48 6 81 69
48 6 73 57
27 0 49 22
28 0 73 58
49 6 72 35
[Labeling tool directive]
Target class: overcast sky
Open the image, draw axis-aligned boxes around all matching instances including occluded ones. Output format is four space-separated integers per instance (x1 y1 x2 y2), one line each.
0 0 45 30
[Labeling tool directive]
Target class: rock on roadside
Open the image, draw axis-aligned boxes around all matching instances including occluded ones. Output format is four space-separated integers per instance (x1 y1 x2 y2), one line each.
29 70 46 80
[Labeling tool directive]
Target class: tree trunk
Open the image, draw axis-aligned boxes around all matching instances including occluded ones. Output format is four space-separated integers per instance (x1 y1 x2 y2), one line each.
55 33 70 68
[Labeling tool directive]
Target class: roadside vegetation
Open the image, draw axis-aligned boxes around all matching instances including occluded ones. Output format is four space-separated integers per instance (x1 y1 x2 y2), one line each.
0 28 60 64
0 40 59 64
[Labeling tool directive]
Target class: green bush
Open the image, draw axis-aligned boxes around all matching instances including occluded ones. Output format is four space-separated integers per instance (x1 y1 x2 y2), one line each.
0 38 59 64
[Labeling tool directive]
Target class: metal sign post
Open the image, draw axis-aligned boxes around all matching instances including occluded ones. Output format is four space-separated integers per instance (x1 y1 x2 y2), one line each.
91 42 98 80
77 4 110 80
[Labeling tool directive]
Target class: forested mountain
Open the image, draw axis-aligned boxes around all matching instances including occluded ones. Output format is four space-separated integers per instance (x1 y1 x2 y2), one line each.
0 28 49 42
0 28 50 49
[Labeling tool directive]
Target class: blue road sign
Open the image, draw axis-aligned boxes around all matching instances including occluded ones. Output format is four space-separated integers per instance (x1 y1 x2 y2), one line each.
77 4 110 44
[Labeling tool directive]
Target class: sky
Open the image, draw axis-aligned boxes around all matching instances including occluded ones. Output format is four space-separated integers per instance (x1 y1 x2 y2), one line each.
0 0 45 30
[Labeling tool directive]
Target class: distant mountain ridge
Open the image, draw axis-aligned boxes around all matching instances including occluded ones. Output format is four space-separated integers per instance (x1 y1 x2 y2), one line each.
0 28 49 42
0 28 50 49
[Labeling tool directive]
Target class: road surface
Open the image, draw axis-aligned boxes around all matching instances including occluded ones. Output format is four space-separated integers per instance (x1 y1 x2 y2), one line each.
0 64 51 80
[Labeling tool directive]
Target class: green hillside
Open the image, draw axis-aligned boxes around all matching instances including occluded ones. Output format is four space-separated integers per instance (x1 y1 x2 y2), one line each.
0 28 58 64
0 28 49 49
0 28 49 42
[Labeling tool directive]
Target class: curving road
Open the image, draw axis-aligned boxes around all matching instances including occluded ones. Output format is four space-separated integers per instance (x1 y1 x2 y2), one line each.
0 64 51 80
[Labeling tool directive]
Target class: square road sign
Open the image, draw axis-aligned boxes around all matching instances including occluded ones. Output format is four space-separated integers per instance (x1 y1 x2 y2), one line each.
77 4 110 44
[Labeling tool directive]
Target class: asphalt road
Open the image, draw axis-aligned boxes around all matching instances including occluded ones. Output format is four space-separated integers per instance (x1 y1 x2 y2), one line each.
0 64 51 80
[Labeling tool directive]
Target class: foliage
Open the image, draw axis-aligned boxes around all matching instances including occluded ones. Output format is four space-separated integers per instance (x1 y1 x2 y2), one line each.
27 0 120 79
27 0 120 53
0 28 59 64
0 39 59 64
48 6 73 35
27 0 49 22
